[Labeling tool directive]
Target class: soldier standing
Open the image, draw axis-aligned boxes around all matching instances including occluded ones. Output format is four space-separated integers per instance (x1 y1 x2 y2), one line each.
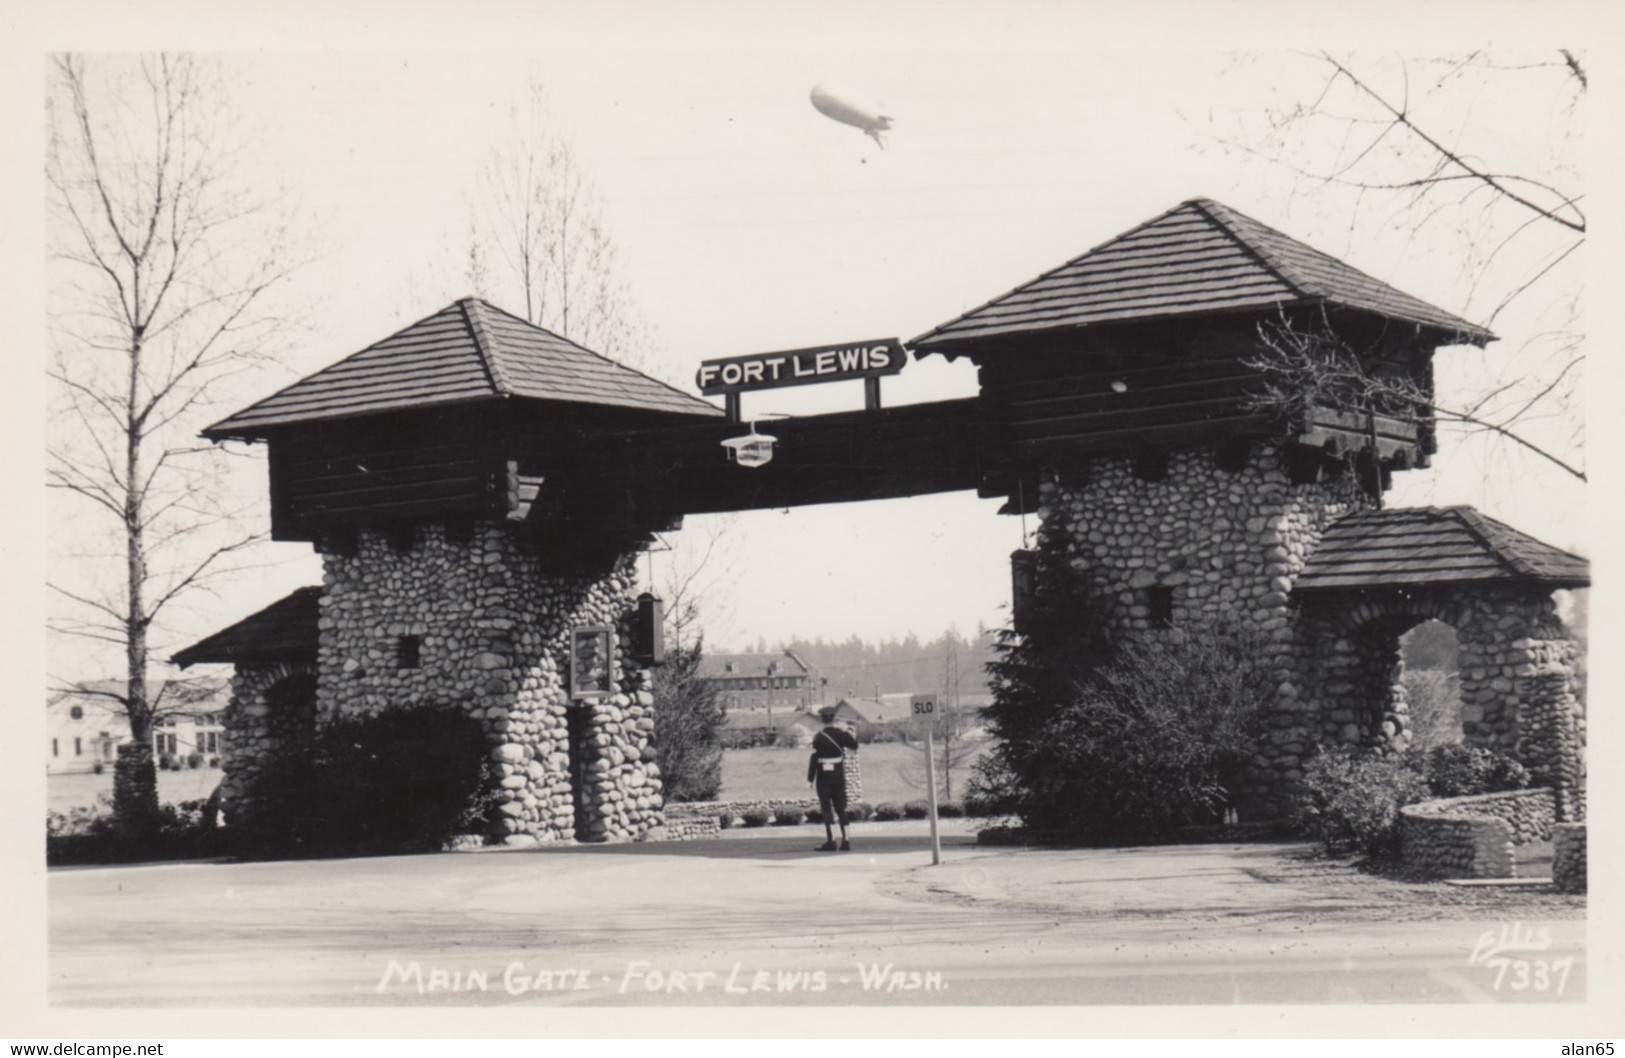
807 708 859 851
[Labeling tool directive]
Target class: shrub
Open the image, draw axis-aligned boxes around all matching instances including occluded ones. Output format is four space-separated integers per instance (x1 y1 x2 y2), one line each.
846 802 872 822
652 641 726 801
937 800 964 818
717 812 734 830
872 802 903 822
1294 745 1429 858
1418 743 1530 799
234 704 497 859
208 756 220 768
805 807 823 824
903 800 930 820
47 794 224 865
159 754 178 771
91 761 104 775
741 809 771 828
773 807 805 826
186 751 204 769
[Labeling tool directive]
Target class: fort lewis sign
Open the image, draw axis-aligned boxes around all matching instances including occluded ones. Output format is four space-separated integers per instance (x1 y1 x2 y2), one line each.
695 339 906 395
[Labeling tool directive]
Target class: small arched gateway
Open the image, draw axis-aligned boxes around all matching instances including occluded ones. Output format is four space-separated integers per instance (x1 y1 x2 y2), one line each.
177 197 1587 842
1292 506 1588 818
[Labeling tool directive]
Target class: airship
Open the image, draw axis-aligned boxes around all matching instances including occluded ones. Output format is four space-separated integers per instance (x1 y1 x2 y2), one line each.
810 82 893 150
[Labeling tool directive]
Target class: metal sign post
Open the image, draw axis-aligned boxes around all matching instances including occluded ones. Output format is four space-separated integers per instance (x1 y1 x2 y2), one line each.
911 694 941 866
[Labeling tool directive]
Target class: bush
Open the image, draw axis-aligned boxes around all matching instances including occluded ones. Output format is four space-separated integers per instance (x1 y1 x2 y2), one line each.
47 794 224 865
186 751 204 769
846 802 872 822
741 809 771 828
985 568 1273 841
937 800 964 818
717 812 734 830
159 754 178 771
872 802 903 822
91 761 104 775
903 800 930 820
773 807 805 826
234 704 497 859
208 756 220 768
1419 743 1530 798
805 807 823 824
1295 745 1429 858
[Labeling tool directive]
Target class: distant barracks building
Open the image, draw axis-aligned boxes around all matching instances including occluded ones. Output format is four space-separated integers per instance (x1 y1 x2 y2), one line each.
696 651 818 711
179 199 1587 845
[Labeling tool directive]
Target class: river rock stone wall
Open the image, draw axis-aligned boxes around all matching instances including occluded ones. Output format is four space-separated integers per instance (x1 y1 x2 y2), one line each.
1037 441 1372 815
1038 441 1585 822
1300 587 1585 817
1553 822 1586 892
1399 788 1557 879
218 661 316 827
315 523 663 844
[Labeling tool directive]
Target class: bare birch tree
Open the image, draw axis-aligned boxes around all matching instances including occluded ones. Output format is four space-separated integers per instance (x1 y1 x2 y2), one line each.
46 54 301 826
467 81 655 370
1212 51 1586 484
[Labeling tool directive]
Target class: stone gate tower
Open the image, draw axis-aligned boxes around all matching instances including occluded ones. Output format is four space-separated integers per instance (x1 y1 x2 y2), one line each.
909 199 1588 818
182 299 724 844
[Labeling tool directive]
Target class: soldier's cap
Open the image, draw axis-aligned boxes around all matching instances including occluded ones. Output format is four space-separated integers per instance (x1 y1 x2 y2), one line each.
817 705 839 721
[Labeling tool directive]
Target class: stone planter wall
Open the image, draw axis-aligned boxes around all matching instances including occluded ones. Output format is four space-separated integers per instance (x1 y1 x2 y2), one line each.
1553 822 1586 892
313 523 662 845
1399 787 1556 879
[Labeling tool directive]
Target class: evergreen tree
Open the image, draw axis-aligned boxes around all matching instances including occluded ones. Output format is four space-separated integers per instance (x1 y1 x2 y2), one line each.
651 639 726 802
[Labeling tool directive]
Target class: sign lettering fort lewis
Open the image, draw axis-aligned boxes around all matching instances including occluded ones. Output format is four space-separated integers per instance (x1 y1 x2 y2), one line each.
696 339 906 395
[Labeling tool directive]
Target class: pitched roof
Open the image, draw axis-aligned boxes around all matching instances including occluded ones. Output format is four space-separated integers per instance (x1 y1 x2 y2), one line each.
206 299 723 438
833 696 914 724
1296 507 1589 593
696 651 813 681
912 198 1495 353
173 587 322 668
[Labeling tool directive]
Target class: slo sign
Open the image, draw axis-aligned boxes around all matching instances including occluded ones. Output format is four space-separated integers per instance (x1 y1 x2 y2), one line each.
910 694 937 716
696 339 906 396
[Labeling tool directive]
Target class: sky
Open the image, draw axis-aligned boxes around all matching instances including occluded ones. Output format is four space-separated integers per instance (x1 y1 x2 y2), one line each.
18 3 1612 678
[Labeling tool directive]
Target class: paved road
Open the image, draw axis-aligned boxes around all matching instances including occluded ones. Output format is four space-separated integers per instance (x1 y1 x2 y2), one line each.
48 826 1585 1007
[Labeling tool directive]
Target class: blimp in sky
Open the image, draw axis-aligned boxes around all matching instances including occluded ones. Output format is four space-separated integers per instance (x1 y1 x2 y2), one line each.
810 82 893 150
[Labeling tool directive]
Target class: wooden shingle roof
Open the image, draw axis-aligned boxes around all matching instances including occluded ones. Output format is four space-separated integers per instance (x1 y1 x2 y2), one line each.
1296 507 1588 593
912 198 1495 353
172 587 322 668
206 299 722 439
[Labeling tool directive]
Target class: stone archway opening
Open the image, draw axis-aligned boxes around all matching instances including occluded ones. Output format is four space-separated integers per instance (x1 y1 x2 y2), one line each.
1399 619 1464 750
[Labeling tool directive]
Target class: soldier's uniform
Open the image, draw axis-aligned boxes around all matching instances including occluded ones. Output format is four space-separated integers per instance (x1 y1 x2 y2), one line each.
808 723 859 850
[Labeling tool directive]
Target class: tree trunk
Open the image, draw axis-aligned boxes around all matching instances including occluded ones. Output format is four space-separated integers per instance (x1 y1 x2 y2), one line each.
115 322 159 828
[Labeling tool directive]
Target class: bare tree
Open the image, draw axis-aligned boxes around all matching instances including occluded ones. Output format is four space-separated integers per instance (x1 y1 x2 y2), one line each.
467 81 656 370
46 54 301 826
1212 51 1586 484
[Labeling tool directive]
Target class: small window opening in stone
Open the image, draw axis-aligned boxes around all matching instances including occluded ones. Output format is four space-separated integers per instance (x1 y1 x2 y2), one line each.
1147 586 1175 628
397 635 422 669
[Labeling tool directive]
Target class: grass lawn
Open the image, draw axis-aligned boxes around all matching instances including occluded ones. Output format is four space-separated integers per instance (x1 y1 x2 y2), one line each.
47 767 223 815
719 737 991 805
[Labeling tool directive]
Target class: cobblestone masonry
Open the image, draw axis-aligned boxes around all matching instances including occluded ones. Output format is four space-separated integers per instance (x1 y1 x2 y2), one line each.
1038 442 1370 815
1038 441 1585 820
1553 823 1586 892
1399 787 1556 879
313 524 663 845
218 661 316 828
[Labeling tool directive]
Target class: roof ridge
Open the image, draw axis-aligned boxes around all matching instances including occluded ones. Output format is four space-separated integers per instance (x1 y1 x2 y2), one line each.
908 200 1199 349
1196 199 1492 340
468 297 722 414
459 298 515 397
1188 198 1311 300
